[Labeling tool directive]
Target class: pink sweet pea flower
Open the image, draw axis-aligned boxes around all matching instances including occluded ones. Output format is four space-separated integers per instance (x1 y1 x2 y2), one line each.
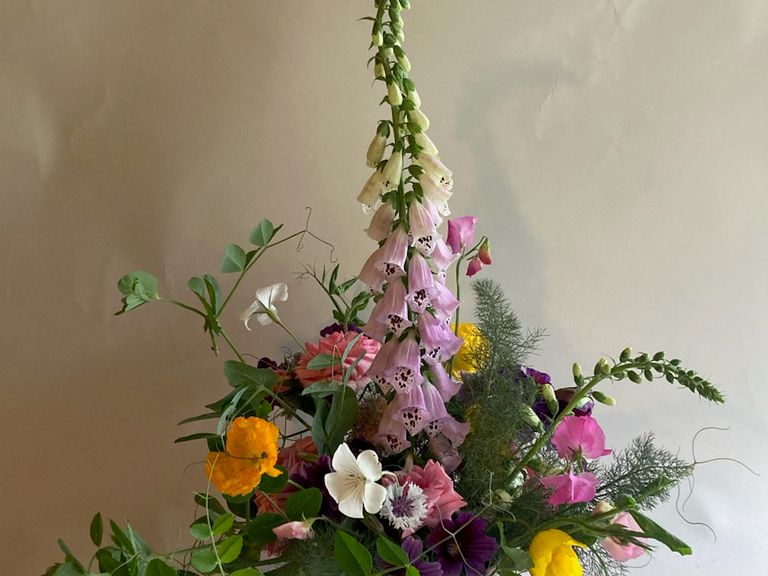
272 520 314 540
551 415 612 460
601 512 648 561
405 460 467 528
466 256 483 277
446 216 478 254
540 471 599 505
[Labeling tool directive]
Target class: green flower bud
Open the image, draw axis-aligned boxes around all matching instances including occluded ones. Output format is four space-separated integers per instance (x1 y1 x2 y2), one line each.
520 405 544 431
600 359 611 375
397 54 411 72
408 89 421 108
620 346 632 362
387 82 403 106
572 362 582 378
399 0 411 9
408 107 430 131
374 61 385 79
541 384 559 415
627 370 642 384
592 391 616 406
366 133 387 167
414 132 438 155
372 31 383 47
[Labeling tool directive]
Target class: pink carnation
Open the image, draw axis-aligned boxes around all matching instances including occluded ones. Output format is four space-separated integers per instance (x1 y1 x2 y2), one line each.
405 460 466 527
601 512 647 562
551 415 611 460
540 471 599 506
295 331 381 391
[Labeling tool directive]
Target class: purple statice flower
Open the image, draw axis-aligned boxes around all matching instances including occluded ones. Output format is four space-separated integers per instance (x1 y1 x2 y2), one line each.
426 512 498 576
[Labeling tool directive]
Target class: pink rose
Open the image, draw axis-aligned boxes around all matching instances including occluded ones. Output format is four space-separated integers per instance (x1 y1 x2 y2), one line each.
601 512 647 562
551 415 611 460
405 460 466 527
272 520 314 540
540 471 599 505
295 331 381 391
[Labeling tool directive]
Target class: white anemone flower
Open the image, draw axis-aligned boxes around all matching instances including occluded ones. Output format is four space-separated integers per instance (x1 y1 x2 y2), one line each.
240 282 288 329
324 443 388 519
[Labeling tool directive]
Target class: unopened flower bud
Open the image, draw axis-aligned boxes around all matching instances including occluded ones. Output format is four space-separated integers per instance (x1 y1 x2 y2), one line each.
478 238 492 265
620 346 632 362
593 501 615 516
395 29 405 43
466 256 483 277
382 151 403 191
414 132 438 155
521 405 544 431
397 54 411 72
372 31 383 47
366 133 387 167
592 391 616 406
572 362 582 378
407 89 421 109
409 107 430 131
541 384 559 416
374 61 385 78
387 82 403 106
399 0 411 9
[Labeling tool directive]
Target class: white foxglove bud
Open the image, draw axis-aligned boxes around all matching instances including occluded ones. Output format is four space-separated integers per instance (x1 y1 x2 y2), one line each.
372 31 383 46
414 132 438 156
357 171 385 213
382 151 403 190
374 62 385 79
366 202 396 241
409 108 430 131
387 82 403 106
366 133 387 167
419 153 453 191
418 173 452 215
408 89 421 109
397 54 411 72
384 46 395 58
396 29 405 43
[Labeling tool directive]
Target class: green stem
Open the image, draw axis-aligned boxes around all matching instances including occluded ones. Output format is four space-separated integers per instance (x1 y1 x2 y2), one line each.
219 329 245 364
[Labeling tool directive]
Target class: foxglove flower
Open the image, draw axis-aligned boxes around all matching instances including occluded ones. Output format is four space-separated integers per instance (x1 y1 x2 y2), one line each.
430 280 460 323
408 199 438 240
241 283 289 329
324 443 388 519
406 253 438 313
382 151 403 191
419 153 453 191
358 246 387 292
375 400 411 455
366 133 387 167
366 202 395 241
395 381 429 434
409 108 430 131
540 471 599 506
369 280 412 337
551 415 611 460
418 313 462 365
419 173 452 213
379 481 428 533
427 414 470 447
357 170 385 213
387 82 403 106
407 88 421 108
446 216 478 254
430 236 460 279
366 337 399 391
387 332 424 392
375 227 409 278
414 131 437 155
429 362 461 402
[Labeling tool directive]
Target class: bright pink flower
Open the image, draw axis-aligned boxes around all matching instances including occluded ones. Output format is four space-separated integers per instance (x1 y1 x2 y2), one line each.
551 415 612 460
430 280 460 323
370 280 412 338
272 520 314 540
295 331 381 391
540 471 599 505
601 512 647 561
429 362 461 402
405 460 467 528
466 256 483 277
446 216 478 253
406 253 438 313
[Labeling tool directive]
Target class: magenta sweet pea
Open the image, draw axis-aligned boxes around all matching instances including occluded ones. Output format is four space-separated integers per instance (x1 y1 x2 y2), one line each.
551 414 612 460
446 216 478 253
540 471 599 505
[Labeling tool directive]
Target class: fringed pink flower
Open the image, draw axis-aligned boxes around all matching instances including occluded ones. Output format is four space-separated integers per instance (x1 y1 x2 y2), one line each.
295 331 381 391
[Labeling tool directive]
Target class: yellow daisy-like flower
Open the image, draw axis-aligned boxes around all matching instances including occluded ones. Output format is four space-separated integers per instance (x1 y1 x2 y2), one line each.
451 322 484 376
205 416 281 497
530 529 587 576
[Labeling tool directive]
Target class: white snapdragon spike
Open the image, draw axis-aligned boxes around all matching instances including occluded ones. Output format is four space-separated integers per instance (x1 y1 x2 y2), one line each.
382 151 403 191
366 133 387 168
357 170 385 213
387 82 403 106
241 282 288 329
409 108 430 131
414 132 437 155
324 443 388 518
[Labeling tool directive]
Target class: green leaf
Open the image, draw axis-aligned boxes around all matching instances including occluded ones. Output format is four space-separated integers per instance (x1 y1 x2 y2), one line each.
231 570 265 576
311 397 330 454
218 535 244 563
249 219 276 246
174 432 221 444
203 275 222 314
188 276 207 300
52 563 83 576
109 520 132 550
56 539 83 569
375 536 409 567
116 271 160 313
191 548 218 573
246 513 284 546
629 510 691 555
500 544 533 571
405 567 420 576
190 522 212 541
301 380 342 398
221 244 247 273
305 353 341 370
194 493 227 514
178 412 221 425
89 512 103 547
334 531 373 576
224 360 279 390
285 488 323 520
145 559 178 576
212 513 235 536
257 465 288 493
323 390 359 455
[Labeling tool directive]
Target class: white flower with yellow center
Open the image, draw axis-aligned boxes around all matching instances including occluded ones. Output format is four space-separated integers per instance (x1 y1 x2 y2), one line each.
324 443 388 519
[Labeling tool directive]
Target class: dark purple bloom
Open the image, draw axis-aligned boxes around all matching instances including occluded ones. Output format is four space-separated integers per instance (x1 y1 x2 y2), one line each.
401 536 444 576
426 512 498 576
320 322 362 337
290 455 342 521
524 367 551 385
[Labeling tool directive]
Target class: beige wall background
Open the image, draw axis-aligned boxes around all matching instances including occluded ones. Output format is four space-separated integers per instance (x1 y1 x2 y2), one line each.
2 1 766 573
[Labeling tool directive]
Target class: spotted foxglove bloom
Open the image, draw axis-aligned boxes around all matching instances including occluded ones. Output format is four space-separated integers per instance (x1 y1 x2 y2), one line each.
386 332 424 392
358 246 387 292
414 131 437 155
430 279 460 323
324 443 388 519
241 283 288 329
366 133 387 168
405 253 438 313
429 362 461 402
418 174 452 215
370 280 411 337
382 151 404 191
409 107 430 131
419 154 453 191
375 227 409 278
408 200 438 240
366 202 396 241
357 170 385 213
380 481 428 533
418 313 463 365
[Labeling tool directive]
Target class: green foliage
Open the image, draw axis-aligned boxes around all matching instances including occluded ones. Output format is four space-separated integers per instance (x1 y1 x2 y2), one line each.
285 488 323 520
311 388 359 455
597 433 692 510
298 264 373 328
116 271 160 314
375 536 410 567
335 531 373 576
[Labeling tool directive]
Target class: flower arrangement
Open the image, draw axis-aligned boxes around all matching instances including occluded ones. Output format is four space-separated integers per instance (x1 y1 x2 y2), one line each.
46 2 724 576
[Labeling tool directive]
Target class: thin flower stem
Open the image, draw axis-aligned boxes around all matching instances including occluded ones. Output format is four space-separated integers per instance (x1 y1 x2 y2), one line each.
167 299 207 318
219 329 246 364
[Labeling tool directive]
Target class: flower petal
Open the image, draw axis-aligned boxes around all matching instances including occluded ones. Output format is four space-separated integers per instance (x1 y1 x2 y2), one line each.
331 443 360 476
363 481 387 514
356 449 384 481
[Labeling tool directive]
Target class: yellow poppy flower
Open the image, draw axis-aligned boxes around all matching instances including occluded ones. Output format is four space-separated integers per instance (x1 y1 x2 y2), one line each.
452 322 483 376
530 529 587 576
205 416 281 497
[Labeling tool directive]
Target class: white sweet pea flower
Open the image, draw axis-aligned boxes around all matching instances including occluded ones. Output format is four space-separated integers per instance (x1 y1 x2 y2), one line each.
240 282 288 329
324 443 388 518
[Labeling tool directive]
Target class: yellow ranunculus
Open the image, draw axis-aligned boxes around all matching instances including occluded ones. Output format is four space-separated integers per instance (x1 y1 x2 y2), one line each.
205 416 281 497
451 322 483 376
529 529 587 576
